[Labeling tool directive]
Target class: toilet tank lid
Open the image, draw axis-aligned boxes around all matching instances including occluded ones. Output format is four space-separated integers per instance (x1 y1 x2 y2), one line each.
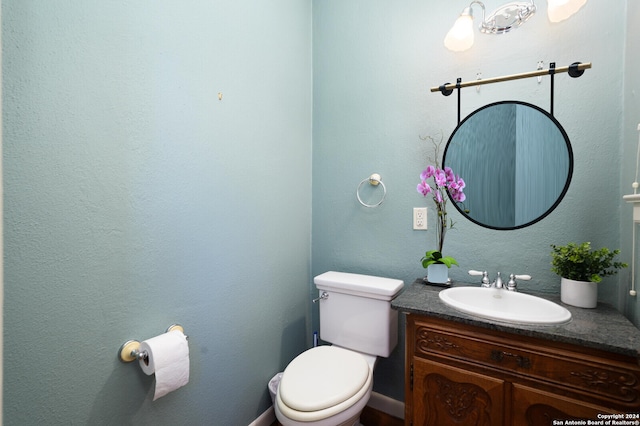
314 271 404 298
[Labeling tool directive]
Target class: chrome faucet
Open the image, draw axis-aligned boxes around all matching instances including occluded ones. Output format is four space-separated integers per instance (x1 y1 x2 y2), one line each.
468 270 532 291
494 272 503 289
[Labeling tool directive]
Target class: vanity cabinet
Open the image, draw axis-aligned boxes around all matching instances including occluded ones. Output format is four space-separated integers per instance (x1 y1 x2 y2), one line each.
404 314 640 426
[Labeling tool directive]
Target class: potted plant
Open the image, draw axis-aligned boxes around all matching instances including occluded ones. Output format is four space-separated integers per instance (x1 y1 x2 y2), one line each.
416 138 466 284
550 242 627 308
421 249 459 284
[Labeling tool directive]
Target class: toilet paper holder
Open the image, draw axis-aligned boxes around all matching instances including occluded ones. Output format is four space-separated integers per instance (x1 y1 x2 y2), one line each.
118 324 187 363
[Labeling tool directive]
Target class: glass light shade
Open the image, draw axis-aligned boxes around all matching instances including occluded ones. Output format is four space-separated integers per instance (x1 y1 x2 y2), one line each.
444 14 475 52
547 0 587 22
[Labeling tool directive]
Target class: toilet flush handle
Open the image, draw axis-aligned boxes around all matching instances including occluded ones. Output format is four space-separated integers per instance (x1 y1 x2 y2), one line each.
312 291 329 303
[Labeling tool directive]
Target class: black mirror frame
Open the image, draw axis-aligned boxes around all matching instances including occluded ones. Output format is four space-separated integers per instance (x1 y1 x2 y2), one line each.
442 100 574 231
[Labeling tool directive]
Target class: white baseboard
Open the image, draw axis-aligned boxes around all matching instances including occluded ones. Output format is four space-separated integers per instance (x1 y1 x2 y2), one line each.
248 392 404 425
367 391 405 420
248 406 275 426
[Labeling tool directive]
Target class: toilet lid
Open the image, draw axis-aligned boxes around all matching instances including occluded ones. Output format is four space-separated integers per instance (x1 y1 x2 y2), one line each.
278 346 371 412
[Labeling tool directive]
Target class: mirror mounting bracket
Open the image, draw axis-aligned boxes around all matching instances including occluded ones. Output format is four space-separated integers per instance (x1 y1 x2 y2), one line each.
438 82 454 97
432 61 591 122
568 62 585 78
549 62 556 115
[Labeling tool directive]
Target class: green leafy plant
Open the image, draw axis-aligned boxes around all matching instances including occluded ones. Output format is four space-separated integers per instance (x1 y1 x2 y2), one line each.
421 250 459 269
550 242 627 283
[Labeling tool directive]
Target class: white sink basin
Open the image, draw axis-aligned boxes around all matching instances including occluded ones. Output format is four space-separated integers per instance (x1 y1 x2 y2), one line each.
439 287 571 325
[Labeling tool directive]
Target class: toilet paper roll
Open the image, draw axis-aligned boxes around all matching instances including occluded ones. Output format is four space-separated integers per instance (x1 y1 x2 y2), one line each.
139 330 190 400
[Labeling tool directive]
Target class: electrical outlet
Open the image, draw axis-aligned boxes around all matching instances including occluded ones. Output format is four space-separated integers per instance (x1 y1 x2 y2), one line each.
413 207 427 230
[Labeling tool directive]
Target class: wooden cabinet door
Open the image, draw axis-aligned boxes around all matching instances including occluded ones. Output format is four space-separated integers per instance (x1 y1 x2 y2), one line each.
412 357 505 426
511 383 616 426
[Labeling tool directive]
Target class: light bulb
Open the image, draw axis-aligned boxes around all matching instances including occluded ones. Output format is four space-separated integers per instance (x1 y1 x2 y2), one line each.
547 0 587 23
444 8 475 52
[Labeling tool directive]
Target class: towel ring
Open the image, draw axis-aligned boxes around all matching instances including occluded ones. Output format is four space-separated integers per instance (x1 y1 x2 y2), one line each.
356 173 386 208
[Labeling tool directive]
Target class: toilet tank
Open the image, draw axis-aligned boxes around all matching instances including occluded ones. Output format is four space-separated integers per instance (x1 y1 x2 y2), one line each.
314 271 404 358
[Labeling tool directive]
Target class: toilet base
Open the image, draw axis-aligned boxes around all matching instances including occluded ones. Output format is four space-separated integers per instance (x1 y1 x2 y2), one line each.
331 413 359 426
274 381 371 426
275 405 361 426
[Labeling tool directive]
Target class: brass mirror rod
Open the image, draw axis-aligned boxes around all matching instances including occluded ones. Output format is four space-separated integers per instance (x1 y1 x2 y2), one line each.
430 62 592 94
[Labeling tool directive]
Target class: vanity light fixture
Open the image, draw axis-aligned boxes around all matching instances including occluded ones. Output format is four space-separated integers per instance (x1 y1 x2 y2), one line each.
444 0 587 52
444 1 536 52
547 0 587 22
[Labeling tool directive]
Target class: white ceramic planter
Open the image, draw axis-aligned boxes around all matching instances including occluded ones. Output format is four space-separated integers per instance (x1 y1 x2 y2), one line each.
427 264 449 284
560 277 598 308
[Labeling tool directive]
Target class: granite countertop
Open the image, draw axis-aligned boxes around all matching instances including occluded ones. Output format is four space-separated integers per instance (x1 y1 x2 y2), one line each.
392 279 640 358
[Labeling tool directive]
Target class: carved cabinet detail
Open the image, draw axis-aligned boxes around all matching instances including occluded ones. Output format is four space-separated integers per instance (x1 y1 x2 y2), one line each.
405 315 640 426
413 358 503 426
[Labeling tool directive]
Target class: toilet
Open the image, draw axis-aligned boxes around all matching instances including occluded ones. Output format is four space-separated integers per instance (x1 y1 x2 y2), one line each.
274 271 404 426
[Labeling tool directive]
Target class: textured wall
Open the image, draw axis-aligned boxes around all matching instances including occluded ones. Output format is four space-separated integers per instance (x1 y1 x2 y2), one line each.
622 1 640 324
312 0 627 402
3 1 312 425
3 0 635 422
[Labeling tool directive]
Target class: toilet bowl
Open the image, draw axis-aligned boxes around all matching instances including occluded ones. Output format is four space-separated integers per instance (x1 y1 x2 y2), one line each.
275 346 375 426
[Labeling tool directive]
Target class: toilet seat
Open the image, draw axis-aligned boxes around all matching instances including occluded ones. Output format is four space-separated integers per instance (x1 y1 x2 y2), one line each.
277 346 372 422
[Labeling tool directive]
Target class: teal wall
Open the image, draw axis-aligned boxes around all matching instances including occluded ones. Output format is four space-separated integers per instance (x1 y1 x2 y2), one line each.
3 1 312 425
312 0 630 402
3 0 638 423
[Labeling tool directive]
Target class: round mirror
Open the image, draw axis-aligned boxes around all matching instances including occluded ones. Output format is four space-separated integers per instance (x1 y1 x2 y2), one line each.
443 101 573 230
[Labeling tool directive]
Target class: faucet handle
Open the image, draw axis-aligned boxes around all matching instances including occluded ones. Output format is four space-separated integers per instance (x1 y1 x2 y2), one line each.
469 270 491 287
506 274 532 292
514 274 532 281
